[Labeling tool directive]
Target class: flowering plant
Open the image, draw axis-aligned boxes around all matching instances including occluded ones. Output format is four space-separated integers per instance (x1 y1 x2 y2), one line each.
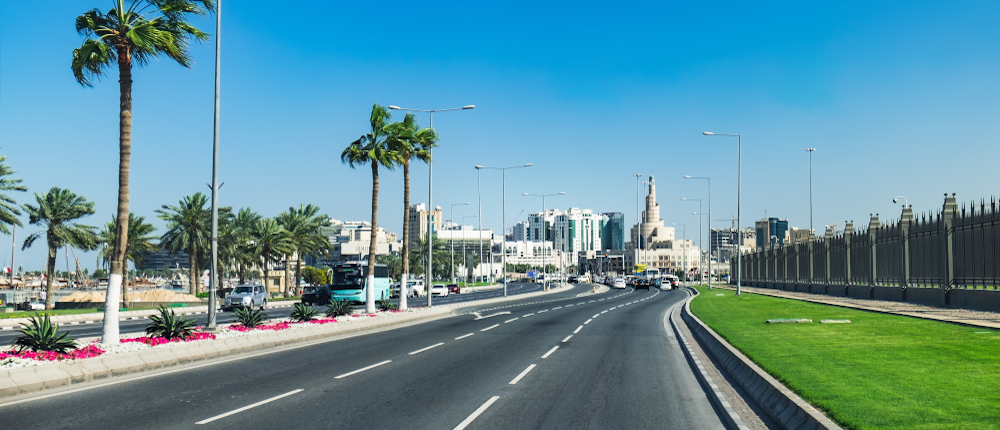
0 344 105 361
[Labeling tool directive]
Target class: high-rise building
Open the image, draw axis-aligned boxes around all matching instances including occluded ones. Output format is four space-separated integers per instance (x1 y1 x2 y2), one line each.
511 222 530 242
528 209 561 242
407 203 443 246
755 217 789 248
553 208 606 253
601 212 624 251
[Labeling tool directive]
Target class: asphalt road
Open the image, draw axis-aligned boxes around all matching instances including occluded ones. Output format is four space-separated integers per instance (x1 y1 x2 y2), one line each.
0 284 725 430
0 283 543 345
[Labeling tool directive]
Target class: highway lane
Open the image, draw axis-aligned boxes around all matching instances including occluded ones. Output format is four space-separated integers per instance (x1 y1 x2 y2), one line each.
0 283 542 345
0 284 725 429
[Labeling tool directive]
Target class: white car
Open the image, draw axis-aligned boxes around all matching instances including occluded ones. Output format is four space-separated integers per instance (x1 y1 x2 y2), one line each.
613 278 626 289
430 284 449 297
408 280 426 297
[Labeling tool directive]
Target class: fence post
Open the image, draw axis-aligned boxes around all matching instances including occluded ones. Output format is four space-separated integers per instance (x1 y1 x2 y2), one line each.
845 221 854 296
808 232 815 289
825 226 834 294
942 193 958 301
900 206 914 290
869 214 880 290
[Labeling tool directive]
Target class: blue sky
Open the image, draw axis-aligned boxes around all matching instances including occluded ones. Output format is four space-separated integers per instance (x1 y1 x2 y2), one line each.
1 0 998 271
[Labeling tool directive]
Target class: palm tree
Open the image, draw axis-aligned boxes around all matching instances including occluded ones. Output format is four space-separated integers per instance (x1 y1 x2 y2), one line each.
21 188 99 309
341 103 400 313
252 218 292 291
409 233 450 280
157 193 215 294
72 0 214 342
98 212 156 305
276 204 330 297
386 113 437 309
0 155 27 235
226 208 260 285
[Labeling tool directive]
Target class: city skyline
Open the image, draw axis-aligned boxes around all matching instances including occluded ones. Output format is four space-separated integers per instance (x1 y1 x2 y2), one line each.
2 1 998 270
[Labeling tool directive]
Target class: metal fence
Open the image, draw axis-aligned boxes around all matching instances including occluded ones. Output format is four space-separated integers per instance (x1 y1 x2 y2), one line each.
732 194 1000 299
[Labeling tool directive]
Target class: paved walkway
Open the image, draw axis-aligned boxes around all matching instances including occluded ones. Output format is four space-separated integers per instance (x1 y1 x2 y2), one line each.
715 285 1000 329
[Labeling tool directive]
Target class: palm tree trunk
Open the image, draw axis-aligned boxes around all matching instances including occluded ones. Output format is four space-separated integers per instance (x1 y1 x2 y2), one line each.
44 243 57 310
101 51 133 344
366 162 379 313
400 161 410 309
295 256 302 297
283 255 291 297
189 247 198 295
238 262 245 285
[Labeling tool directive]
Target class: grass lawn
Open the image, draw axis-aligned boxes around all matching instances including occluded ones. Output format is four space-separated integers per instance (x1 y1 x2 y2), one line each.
690 286 1000 430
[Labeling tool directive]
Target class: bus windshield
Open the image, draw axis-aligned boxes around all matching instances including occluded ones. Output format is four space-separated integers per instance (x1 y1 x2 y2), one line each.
331 266 365 290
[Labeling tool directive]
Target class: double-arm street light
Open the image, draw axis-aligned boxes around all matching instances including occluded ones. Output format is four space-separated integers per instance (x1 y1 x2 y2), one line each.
702 132 742 296
475 164 532 296
683 175 712 289
681 198 703 283
449 202 470 284
389 104 475 308
523 192 565 291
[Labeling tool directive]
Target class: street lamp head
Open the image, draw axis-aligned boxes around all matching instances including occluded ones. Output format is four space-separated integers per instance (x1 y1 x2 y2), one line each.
559 192 566 195
524 163 532 167
806 147 816 152
683 175 692 179
388 105 401 110
464 202 470 205
462 105 476 109
522 193 529 196
702 132 714 135
475 165 483 169
681 198 688 201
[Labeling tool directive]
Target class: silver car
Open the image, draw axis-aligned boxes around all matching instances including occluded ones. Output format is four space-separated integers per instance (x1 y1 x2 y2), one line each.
224 284 268 311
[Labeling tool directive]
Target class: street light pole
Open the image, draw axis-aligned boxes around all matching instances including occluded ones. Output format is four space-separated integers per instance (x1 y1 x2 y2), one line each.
684 176 712 288
806 148 816 233
207 0 222 330
523 192 565 291
462 214 478 284
476 167 483 284
476 164 532 296
681 198 702 283
634 174 642 276
449 202 470 284
703 132 741 295
389 104 475 307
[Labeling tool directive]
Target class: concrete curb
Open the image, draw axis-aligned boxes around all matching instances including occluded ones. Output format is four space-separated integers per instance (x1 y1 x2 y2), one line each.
667 290 749 430
680 288 843 430
0 284 569 399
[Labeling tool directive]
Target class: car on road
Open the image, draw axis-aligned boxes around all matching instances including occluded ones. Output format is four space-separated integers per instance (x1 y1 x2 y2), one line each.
300 285 331 306
407 280 426 297
613 277 626 289
447 284 461 294
430 284 449 297
224 284 268 311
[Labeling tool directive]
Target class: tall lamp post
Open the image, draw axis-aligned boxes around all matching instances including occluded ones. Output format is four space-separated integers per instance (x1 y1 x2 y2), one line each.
207 0 223 330
634 173 642 276
461 215 478 284
448 202 470 284
681 198 703 283
703 132 742 296
673 223 686 279
523 192 565 291
684 176 712 288
475 164 532 296
389 104 475 308
806 148 816 234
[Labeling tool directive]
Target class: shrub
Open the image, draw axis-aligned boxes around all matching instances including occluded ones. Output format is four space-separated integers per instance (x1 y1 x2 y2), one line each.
325 299 352 317
12 314 77 353
377 296 398 311
289 303 317 322
145 305 196 340
234 307 267 328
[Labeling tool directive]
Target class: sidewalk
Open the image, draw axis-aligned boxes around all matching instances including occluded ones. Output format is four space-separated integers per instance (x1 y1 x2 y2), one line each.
717 285 1000 329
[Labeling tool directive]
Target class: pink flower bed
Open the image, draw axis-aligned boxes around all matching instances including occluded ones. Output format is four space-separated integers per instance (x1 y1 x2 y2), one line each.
229 321 292 332
120 331 217 346
0 344 106 361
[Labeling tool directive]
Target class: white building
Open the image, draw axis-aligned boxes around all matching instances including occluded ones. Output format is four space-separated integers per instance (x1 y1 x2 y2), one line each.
511 221 530 242
313 219 400 266
553 208 607 254
625 175 702 276
528 209 561 243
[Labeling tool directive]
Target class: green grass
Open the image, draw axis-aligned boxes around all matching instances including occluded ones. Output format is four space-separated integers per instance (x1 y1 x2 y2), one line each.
270 296 300 301
457 282 493 288
0 306 163 320
690 286 1000 430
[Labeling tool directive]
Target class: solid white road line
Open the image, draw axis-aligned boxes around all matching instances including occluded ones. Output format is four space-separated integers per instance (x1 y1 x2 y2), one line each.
480 324 500 332
562 335 573 343
509 364 537 385
409 342 445 355
453 396 501 430
573 325 583 334
196 389 304 424
335 360 392 379
456 333 474 340
584 319 592 324
504 317 519 323
541 346 559 359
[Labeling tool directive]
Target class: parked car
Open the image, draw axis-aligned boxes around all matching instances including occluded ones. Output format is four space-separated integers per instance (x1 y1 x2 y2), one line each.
224 284 268 311
430 284 449 297
448 284 461 294
301 285 331 306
